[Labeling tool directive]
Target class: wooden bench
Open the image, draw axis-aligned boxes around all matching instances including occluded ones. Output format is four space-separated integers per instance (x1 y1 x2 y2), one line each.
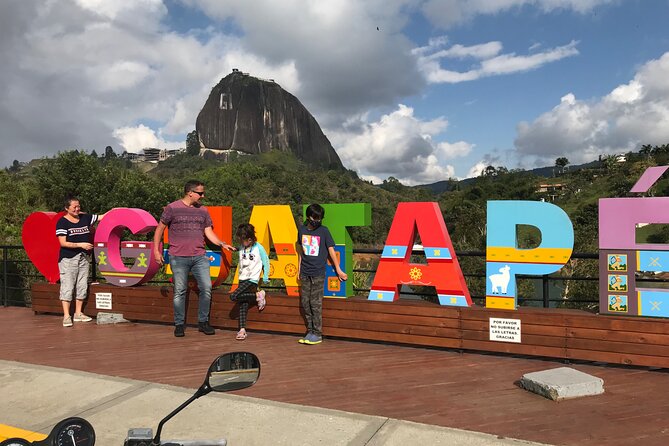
30 283 669 368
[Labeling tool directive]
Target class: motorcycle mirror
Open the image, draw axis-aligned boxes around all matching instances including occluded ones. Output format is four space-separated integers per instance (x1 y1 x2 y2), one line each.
152 352 260 445
207 351 261 392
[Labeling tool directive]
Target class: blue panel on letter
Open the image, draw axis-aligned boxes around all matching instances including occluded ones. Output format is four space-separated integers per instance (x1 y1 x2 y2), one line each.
206 251 221 266
368 289 395 302
424 247 452 260
637 251 669 273
324 245 347 297
381 245 407 258
437 294 468 306
638 289 669 318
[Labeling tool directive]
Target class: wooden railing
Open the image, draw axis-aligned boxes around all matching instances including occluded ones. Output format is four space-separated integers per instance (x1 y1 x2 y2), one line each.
1 245 602 309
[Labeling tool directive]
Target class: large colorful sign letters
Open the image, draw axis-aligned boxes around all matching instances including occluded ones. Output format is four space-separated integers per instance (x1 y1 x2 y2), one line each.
20 165 669 319
599 167 669 318
486 201 574 309
94 208 160 286
369 202 471 306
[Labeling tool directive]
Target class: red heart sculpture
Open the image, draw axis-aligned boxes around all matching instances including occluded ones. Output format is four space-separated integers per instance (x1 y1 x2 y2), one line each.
22 211 66 283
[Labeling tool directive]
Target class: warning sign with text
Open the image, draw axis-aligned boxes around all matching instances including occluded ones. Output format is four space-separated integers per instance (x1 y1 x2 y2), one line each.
489 317 521 343
95 292 112 310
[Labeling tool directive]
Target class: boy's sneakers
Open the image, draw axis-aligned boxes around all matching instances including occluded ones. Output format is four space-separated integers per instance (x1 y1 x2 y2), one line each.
298 331 311 344
63 316 73 327
256 290 266 311
73 313 93 322
174 324 185 337
302 333 322 345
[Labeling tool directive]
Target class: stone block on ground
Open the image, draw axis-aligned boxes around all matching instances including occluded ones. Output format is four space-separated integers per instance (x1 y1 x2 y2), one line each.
519 367 604 401
96 312 129 325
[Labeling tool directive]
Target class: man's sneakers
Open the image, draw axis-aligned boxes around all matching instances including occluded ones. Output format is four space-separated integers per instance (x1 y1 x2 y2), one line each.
73 313 93 322
174 324 185 337
63 316 73 327
198 321 216 335
299 332 322 345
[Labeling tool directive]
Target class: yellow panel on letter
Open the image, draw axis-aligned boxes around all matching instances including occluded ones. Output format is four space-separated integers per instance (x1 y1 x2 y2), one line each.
233 205 299 296
486 296 516 310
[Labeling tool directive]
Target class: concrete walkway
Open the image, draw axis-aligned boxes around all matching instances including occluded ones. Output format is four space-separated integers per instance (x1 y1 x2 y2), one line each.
0 359 549 446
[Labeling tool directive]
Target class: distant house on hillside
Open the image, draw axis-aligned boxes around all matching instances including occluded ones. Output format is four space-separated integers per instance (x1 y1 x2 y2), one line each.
537 183 566 201
143 148 162 162
121 148 184 163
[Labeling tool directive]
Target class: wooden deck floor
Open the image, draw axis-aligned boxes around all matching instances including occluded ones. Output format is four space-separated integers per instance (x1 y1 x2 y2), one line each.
1 307 668 446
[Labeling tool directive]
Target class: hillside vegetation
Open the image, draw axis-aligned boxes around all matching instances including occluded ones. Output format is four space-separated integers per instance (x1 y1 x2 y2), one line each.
7 145 669 249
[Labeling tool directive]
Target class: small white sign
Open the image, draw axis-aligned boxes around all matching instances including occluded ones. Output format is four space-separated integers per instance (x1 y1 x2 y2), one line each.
95 292 112 310
489 317 521 343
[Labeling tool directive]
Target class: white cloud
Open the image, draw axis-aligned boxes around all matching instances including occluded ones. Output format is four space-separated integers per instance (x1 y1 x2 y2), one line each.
514 52 669 164
416 37 579 84
438 141 474 159
113 124 182 152
182 0 424 126
334 104 468 185
73 0 167 30
608 80 642 104
413 36 504 61
0 0 425 167
480 40 578 74
417 41 504 61
421 0 615 29
93 61 154 92
0 0 300 166
0 0 629 176
467 161 488 178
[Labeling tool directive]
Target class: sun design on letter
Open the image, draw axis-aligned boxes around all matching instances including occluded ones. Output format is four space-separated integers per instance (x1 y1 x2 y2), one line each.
285 263 298 277
409 267 423 281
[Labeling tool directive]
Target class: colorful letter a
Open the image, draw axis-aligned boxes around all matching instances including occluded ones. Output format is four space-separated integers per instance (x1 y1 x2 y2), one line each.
369 202 471 306
241 205 300 296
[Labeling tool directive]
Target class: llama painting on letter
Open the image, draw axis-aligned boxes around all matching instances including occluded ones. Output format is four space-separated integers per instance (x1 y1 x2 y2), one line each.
489 265 511 294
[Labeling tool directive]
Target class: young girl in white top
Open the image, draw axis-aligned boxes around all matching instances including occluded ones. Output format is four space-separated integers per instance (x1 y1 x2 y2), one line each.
229 223 270 340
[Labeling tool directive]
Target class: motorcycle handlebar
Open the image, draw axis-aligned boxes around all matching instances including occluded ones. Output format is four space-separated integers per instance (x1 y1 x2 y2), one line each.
161 440 227 446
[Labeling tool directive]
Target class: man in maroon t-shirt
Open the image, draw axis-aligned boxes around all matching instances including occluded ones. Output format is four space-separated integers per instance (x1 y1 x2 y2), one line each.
153 180 235 337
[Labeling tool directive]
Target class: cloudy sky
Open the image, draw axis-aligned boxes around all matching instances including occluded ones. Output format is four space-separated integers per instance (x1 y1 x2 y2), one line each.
2 0 669 184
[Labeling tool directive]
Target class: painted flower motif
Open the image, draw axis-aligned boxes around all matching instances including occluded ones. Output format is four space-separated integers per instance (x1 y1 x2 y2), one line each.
409 267 422 281
285 263 298 277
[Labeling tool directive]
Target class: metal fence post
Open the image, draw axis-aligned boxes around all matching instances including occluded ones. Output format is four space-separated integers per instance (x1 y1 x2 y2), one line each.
3 247 7 307
542 276 550 308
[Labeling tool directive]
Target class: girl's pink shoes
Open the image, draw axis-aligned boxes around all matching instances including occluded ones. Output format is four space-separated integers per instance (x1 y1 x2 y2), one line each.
256 290 266 311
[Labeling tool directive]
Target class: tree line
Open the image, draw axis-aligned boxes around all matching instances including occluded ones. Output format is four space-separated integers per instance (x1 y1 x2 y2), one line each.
4 143 669 308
